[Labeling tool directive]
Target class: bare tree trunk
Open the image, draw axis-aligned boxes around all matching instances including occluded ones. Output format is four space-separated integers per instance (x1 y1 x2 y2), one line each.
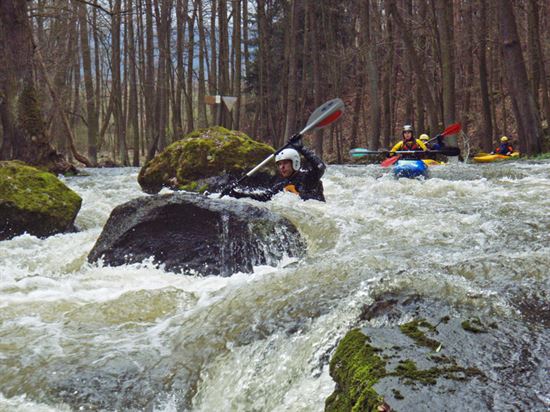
242 0 250 80
111 0 129 165
232 0 242 130
196 0 208 127
498 0 542 154
310 1 323 157
144 0 157 161
78 2 98 165
283 0 299 140
381 3 394 149
208 0 218 123
478 0 493 152
185 7 196 133
0 0 82 172
365 0 381 150
126 0 140 166
435 0 456 125
174 0 187 137
528 0 550 124
218 0 230 128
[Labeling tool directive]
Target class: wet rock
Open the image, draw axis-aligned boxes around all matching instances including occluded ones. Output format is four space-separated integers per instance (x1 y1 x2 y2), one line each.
0 160 82 240
326 293 550 411
138 126 275 194
87 192 305 276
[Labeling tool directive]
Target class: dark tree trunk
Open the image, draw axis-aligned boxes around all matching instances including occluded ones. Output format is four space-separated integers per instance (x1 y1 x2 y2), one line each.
0 0 77 173
498 0 543 154
78 2 98 165
478 0 493 152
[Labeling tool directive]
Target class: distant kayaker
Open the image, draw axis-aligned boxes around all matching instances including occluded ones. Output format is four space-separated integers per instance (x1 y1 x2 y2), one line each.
222 136 326 202
419 133 444 150
491 136 514 155
389 125 428 158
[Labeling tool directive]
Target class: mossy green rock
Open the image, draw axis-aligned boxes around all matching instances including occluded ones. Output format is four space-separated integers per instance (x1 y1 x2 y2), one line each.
0 160 82 240
326 329 386 412
138 127 275 194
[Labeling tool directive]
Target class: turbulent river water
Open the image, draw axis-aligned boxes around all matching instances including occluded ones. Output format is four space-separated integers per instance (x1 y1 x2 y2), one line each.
1 160 549 411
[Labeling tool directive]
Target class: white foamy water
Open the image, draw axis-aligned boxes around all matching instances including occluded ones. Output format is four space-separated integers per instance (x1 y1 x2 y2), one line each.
1 161 549 411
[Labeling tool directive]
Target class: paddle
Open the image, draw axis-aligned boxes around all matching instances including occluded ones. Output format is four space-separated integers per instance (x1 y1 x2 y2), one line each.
219 98 345 198
380 123 462 168
350 147 461 158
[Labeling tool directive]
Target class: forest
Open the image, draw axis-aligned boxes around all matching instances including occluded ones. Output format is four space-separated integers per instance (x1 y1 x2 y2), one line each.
1 0 549 171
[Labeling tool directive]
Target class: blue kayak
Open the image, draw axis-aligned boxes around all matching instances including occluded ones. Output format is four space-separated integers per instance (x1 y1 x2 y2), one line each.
393 159 429 178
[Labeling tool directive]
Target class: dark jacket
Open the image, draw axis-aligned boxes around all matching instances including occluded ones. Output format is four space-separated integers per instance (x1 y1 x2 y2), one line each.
229 146 326 202
494 143 514 155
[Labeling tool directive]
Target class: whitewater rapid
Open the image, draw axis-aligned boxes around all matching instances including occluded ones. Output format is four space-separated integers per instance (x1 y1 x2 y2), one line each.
1 161 549 411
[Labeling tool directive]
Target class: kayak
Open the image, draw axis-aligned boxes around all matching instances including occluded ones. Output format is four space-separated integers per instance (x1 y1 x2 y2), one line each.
473 152 520 163
393 159 429 178
422 159 445 167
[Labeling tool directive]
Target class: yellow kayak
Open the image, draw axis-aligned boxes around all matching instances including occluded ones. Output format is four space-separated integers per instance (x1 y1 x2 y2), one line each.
473 152 520 163
422 159 445 167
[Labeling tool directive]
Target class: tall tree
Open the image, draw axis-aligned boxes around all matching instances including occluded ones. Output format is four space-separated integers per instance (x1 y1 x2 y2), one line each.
477 0 493 152
498 0 542 154
0 0 77 172
78 1 98 165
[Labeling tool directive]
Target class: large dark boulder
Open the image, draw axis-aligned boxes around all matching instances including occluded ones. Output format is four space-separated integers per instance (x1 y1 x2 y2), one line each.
137 126 275 194
0 160 82 240
87 192 305 276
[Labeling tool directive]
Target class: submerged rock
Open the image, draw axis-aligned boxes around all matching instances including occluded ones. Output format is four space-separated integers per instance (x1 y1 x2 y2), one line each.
138 126 275 194
0 160 82 240
87 192 305 276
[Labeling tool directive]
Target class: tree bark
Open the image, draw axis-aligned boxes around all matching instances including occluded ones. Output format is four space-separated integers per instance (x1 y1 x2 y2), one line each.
365 0 381 150
478 0 493 152
0 0 82 172
78 1 98 165
126 0 140 166
111 0 129 165
498 0 542 154
283 0 299 140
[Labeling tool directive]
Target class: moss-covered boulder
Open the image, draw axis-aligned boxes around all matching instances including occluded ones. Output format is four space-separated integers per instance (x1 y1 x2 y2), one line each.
138 127 275 194
0 160 82 240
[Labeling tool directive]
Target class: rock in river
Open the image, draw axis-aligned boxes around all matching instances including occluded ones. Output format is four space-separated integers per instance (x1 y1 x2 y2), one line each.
0 160 82 240
88 192 305 276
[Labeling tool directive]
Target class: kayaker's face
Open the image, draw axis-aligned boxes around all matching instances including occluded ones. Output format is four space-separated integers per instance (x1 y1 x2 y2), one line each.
403 131 413 141
277 159 294 178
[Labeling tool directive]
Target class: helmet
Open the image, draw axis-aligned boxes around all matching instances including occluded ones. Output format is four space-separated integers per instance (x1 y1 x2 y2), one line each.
403 125 414 133
419 134 430 142
275 148 301 171
500 136 509 143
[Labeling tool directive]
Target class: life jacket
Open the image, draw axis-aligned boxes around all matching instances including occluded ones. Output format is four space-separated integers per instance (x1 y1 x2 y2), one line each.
283 184 299 194
402 139 422 150
495 143 513 154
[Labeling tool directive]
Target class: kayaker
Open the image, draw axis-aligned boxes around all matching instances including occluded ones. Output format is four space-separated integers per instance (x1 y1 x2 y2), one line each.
491 136 514 155
420 133 444 150
221 136 326 202
389 125 428 158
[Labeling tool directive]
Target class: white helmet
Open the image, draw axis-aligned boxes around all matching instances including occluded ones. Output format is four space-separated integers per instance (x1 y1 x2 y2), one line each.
275 148 301 171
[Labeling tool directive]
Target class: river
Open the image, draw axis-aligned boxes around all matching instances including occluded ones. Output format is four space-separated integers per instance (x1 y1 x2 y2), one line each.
1 160 549 411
